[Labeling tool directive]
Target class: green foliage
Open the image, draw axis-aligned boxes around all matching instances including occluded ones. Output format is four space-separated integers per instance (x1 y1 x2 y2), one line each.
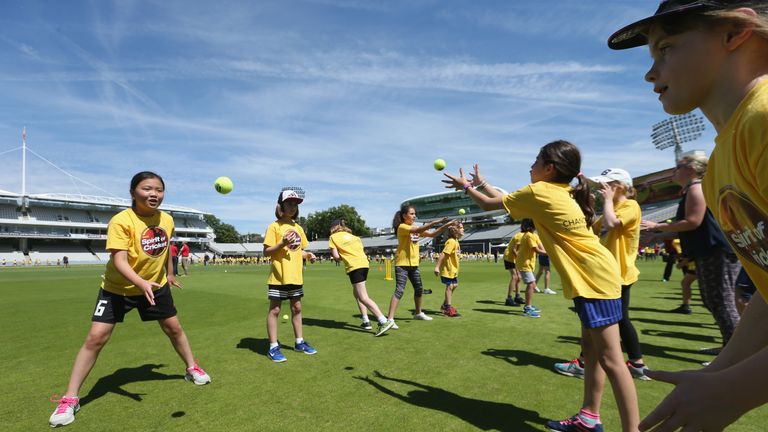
203 213 240 243
305 204 371 239
3 261 766 431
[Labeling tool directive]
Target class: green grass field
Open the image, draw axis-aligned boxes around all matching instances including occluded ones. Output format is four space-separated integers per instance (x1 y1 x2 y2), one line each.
3 260 765 431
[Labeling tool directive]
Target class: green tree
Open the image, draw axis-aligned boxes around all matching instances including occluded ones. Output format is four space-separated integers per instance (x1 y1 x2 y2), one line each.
203 214 241 243
305 205 371 239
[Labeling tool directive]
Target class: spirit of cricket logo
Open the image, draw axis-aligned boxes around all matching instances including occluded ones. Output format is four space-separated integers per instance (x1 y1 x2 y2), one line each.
140 226 169 257
718 186 768 270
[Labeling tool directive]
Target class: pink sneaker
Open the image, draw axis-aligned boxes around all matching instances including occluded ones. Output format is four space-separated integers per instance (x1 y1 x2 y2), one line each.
49 395 80 427
185 364 211 385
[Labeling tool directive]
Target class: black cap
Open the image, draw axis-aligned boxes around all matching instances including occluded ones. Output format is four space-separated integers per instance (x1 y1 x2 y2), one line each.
608 0 755 50
329 219 342 230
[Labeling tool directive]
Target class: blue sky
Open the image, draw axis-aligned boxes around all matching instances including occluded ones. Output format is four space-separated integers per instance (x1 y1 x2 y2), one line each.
0 0 715 235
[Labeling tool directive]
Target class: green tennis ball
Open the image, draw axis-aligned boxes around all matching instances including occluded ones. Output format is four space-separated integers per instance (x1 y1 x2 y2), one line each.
434 159 446 171
458 208 466 215
214 176 233 194
282 314 289 320
666 219 673 223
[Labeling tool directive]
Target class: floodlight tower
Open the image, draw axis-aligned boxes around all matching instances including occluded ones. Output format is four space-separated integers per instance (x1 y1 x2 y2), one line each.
650 112 706 162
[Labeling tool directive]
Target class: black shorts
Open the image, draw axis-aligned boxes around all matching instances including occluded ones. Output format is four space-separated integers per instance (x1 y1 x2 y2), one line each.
504 260 515 270
92 284 177 323
538 255 550 267
268 284 304 300
348 268 369 285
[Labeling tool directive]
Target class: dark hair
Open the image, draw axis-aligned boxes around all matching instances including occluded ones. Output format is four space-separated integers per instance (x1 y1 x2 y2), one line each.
538 140 596 228
392 204 414 230
275 192 300 221
520 218 535 233
129 171 165 209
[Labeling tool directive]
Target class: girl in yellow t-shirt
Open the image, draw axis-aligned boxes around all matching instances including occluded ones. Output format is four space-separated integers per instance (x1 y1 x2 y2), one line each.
49 172 210 428
443 141 638 431
328 219 394 337
434 222 464 317
262 189 317 363
386 205 455 327
515 219 548 317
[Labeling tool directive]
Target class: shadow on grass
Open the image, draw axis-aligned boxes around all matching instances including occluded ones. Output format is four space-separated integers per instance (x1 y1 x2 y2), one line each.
302 317 369 333
236 337 270 355
633 317 718 329
481 348 563 372
472 308 521 315
556 335 708 364
80 363 184 407
642 329 717 343
355 371 545 431
476 299 504 305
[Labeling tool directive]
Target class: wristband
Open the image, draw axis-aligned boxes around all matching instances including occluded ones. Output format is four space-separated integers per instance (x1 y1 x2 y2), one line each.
463 183 473 194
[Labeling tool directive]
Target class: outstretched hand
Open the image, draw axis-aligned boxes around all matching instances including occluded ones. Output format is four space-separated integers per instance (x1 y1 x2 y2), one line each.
442 167 470 191
469 164 485 187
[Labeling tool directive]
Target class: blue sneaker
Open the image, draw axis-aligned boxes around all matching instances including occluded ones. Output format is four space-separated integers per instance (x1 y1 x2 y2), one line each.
546 415 603 431
294 341 317 355
553 359 584 379
523 305 540 318
268 346 287 363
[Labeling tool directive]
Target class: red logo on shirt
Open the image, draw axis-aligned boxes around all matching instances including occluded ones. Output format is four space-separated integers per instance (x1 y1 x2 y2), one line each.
140 226 169 257
718 186 768 271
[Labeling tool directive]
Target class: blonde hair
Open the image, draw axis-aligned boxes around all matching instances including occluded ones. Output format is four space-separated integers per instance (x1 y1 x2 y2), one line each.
650 4 768 40
709 5 768 40
330 223 352 235
679 154 709 178
447 223 463 239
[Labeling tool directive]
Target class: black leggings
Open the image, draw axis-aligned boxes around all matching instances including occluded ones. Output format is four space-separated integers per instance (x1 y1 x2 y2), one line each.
618 284 642 360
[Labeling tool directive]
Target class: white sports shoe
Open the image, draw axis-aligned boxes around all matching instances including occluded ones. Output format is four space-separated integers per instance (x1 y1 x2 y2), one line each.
543 288 557 295
185 364 211 385
534 287 542 293
49 396 79 427
390 320 399 329
413 312 433 321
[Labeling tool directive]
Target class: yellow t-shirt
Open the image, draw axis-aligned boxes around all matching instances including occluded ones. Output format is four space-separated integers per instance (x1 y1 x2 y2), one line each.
515 232 539 272
502 182 621 300
264 220 308 285
703 79 768 298
102 209 173 296
395 223 420 267
593 199 641 285
440 237 460 278
328 231 369 273
504 232 523 262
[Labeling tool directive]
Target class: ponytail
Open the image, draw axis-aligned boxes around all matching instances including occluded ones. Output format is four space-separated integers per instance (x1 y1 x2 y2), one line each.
572 174 596 228
538 140 595 228
392 204 413 230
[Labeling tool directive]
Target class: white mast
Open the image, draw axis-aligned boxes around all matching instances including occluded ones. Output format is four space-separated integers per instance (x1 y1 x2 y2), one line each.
22 127 27 196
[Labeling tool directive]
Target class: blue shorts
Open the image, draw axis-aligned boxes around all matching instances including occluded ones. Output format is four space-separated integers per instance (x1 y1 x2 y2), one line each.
440 276 458 286
573 297 622 329
538 255 550 267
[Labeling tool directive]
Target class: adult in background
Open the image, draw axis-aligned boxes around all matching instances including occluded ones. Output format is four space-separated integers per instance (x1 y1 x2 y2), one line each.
641 154 740 354
170 243 179 276
180 242 190 276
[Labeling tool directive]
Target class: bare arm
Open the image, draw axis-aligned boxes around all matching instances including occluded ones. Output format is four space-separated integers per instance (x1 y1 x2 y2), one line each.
641 184 706 232
411 217 449 234
330 248 341 262
598 183 622 230
434 252 445 276
113 250 162 305
534 243 547 255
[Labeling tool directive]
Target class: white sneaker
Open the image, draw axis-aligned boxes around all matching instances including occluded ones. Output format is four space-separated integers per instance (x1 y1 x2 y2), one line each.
185 364 211 385
534 287 542 293
49 396 79 427
413 312 433 321
391 320 399 329
543 288 557 295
